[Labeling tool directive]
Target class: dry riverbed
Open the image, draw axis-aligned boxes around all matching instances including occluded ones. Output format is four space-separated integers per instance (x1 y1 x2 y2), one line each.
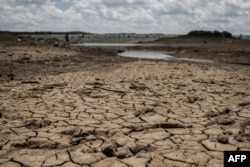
0 41 250 167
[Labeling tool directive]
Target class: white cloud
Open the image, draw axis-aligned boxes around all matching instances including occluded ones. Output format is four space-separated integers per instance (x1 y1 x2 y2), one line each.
0 0 249 34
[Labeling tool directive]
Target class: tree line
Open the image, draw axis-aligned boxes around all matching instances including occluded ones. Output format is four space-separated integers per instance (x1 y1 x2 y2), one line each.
187 30 233 38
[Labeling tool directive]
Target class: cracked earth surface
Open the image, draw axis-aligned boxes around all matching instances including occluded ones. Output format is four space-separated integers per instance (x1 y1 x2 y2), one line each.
0 47 250 166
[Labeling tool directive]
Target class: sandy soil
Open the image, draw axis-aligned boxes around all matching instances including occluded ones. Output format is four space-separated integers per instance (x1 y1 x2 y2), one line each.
0 41 250 167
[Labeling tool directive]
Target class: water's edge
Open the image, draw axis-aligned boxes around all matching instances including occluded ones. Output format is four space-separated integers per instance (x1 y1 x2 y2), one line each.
75 43 214 63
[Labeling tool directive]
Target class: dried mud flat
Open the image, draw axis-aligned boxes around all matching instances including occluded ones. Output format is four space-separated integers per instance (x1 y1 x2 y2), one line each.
0 44 250 167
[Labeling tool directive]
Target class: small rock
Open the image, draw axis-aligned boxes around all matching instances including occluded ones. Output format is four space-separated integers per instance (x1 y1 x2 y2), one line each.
235 136 244 142
2 120 7 124
101 142 118 157
186 96 199 103
144 108 155 113
223 131 233 135
238 102 250 107
129 83 148 90
134 111 140 117
70 137 85 146
8 74 15 80
11 141 30 148
217 135 229 144
0 50 7 53
205 110 219 117
217 118 235 125
221 108 231 114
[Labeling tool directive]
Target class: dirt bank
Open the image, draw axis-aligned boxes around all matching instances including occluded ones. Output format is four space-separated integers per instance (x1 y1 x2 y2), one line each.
136 36 250 65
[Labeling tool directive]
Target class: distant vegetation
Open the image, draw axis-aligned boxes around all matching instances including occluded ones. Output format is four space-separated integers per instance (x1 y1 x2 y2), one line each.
187 30 233 38
0 31 91 42
0 31 91 35
0 32 17 41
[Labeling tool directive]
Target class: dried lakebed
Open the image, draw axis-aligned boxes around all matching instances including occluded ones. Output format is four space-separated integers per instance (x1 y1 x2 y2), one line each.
0 60 250 167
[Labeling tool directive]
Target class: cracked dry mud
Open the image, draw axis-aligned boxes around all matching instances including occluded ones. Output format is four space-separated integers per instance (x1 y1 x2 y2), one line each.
1 50 250 166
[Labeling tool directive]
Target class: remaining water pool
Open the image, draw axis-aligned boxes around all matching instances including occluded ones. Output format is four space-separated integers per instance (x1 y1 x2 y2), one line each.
75 43 214 63
118 51 172 60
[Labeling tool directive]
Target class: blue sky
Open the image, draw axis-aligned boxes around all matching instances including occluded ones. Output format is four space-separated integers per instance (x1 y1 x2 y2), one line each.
0 0 250 34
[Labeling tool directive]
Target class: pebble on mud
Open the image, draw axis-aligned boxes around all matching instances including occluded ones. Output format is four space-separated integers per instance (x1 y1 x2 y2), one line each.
217 135 229 144
101 142 118 157
238 101 250 107
204 110 219 117
221 108 231 114
217 118 235 125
